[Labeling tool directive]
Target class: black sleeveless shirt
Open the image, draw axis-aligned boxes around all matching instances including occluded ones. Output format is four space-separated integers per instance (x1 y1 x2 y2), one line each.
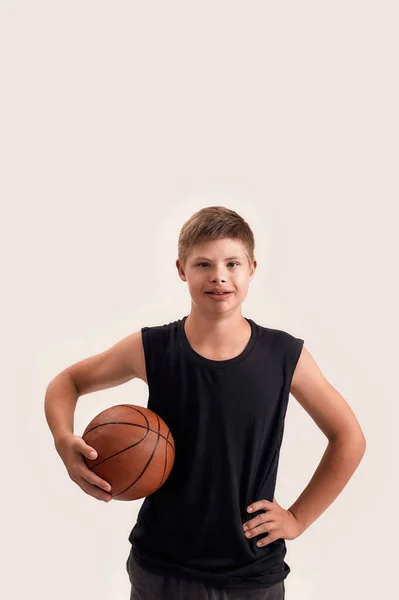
128 315 304 590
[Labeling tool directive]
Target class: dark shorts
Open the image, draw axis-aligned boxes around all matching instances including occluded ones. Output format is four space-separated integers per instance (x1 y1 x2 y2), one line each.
126 549 285 600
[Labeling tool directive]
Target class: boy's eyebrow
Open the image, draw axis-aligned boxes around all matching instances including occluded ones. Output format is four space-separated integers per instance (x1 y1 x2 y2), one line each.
191 256 243 261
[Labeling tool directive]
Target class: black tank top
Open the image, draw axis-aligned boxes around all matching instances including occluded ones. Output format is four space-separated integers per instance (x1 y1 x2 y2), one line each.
128 315 304 590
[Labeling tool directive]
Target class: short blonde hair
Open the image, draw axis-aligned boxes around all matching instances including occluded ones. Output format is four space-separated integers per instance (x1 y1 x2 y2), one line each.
178 206 255 268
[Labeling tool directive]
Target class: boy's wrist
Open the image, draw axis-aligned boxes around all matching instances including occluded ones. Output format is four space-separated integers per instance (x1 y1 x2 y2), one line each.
54 431 74 449
287 508 308 535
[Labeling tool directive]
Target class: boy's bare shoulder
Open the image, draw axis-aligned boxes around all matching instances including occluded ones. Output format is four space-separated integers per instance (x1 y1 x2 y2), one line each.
62 329 148 396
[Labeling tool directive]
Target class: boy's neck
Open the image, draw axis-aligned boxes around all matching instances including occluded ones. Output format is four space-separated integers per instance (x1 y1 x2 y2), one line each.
184 311 250 350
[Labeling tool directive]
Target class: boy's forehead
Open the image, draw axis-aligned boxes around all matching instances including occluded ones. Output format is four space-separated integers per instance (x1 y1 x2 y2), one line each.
189 238 246 258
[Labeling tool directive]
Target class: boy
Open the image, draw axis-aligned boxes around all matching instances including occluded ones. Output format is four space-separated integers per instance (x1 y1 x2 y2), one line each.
44 206 366 599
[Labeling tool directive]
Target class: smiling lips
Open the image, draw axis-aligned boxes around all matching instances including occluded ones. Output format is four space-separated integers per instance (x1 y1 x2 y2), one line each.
206 291 233 300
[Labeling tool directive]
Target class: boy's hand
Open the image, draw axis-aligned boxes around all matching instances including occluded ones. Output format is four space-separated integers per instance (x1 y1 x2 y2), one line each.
242 498 303 547
55 433 113 502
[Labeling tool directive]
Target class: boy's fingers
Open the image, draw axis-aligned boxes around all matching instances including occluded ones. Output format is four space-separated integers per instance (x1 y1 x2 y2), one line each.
72 440 112 494
79 477 113 502
82 463 111 492
74 437 97 459
95 477 112 492
82 444 97 459
86 473 111 492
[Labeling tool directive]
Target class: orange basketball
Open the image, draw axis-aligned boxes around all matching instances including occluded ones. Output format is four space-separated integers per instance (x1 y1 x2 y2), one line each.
82 404 175 501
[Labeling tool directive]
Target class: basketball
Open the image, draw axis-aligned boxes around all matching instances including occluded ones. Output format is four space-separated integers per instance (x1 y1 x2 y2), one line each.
82 404 175 501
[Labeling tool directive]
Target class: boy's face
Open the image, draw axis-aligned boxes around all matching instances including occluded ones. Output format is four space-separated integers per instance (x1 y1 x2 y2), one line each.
176 238 257 313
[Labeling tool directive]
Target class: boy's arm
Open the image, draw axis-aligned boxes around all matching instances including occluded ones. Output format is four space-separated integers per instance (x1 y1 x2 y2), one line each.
44 371 114 501
44 330 144 445
44 373 80 445
287 345 366 532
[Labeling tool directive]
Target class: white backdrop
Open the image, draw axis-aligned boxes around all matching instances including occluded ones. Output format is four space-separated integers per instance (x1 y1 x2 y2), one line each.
1 2 397 599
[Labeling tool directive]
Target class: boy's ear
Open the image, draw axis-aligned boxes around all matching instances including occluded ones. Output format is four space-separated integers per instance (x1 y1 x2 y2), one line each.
176 259 186 281
249 258 257 278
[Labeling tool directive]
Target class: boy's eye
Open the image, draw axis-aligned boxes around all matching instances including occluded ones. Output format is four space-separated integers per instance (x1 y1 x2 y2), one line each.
198 262 239 267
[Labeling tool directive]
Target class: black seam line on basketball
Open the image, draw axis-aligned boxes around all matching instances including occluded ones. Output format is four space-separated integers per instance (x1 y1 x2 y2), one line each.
89 432 164 498
85 405 155 472
87 405 172 497
119 406 175 485
84 421 174 452
86 425 175 471
112 410 169 498
87 404 175 452
108 415 169 498
87 408 173 498
121 405 176 454
122 406 172 495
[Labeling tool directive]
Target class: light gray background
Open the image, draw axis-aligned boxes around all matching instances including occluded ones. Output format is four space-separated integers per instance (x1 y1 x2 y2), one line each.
1 1 397 599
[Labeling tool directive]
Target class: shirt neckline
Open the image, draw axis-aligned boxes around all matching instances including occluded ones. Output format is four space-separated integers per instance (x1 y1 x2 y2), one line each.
179 315 257 368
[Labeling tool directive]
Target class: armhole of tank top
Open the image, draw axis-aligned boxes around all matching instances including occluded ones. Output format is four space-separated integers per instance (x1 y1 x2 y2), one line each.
140 327 151 387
